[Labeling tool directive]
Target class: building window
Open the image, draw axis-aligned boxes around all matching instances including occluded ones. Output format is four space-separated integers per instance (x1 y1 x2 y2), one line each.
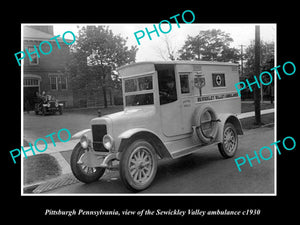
60 76 68 90
27 46 39 65
49 76 58 90
24 78 39 86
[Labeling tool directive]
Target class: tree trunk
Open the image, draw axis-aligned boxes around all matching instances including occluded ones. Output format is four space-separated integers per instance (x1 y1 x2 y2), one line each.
100 66 108 108
102 85 107 108
109 89 113 106
254 25 261 125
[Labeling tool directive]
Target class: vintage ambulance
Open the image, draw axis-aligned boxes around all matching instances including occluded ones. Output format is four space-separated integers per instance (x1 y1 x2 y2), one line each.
70 61 243 192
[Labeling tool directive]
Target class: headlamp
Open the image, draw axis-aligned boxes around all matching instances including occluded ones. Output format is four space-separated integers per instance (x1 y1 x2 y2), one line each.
80 135 89 149
103 134 114 150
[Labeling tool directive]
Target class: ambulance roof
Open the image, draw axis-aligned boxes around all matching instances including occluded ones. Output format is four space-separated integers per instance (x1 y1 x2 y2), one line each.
117 60 238 71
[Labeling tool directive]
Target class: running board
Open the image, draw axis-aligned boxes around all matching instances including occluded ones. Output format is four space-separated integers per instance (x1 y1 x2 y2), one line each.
170 142 218 159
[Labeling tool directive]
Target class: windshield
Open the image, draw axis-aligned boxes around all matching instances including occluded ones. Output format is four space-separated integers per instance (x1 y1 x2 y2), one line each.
124 75 154 106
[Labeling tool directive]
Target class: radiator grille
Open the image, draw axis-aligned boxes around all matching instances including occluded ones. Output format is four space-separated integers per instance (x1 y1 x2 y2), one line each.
91 124 108 152
49 102 56 108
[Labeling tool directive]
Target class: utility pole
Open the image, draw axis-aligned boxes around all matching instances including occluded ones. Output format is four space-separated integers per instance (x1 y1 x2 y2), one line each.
240 45 245 76
254 25 261 125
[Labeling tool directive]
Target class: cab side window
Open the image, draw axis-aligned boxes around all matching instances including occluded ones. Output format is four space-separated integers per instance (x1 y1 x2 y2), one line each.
155 64 177 105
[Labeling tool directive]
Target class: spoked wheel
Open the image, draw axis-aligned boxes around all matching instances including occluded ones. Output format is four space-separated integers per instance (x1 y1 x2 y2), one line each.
70 143 105 183
42 107 46 116
218 122 238 158
120 140 157 192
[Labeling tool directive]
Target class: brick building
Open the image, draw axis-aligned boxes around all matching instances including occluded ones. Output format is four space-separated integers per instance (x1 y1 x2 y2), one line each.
23 25 73 110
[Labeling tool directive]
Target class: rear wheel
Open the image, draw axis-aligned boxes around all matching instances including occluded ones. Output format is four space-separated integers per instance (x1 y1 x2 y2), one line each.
218 123 238 158
34 103 39 115
120 140 158 192
70 143 105 183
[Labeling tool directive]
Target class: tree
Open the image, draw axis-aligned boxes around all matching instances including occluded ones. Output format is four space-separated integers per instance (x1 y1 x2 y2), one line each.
155 35 178 61
178 29 239 62
67 26 138 107
243 40 275 78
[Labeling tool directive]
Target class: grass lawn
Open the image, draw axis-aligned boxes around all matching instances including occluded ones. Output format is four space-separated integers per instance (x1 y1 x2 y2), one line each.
23 154 61 186
240 101 274 129
241 102 274 113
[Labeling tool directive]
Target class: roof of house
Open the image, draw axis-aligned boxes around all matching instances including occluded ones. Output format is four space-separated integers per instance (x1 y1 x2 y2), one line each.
23 26 55 40
23 26 69 42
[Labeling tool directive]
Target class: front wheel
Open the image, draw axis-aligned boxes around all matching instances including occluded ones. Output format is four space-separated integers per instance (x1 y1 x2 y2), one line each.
218 123 238 158
119 140 158 192
70 143 105 183
58 106 63 115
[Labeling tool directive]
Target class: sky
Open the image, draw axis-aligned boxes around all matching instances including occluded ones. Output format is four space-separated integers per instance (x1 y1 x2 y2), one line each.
53 23 276 62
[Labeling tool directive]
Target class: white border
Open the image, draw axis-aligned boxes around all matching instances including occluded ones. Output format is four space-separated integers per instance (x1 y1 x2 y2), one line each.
21 24 24 194
21 23 277 196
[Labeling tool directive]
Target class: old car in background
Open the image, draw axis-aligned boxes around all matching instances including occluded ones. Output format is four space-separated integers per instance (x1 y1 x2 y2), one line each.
34 95 63 115
71 61 243 192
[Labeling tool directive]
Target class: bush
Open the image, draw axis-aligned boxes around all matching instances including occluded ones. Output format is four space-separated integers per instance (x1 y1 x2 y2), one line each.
114 95 123 105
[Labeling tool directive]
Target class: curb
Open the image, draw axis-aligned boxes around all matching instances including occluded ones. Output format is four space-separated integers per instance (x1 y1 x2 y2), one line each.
32 173 80 194
23 153 73 194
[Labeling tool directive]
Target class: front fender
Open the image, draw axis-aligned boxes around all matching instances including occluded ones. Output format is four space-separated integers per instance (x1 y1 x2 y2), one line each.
118 128 156 140
216 113 243 142
116 128 153 151
117 128 171 159
72 128 91 139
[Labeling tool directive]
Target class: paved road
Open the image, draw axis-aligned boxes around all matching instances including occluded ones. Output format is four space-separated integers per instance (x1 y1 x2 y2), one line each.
43 126 274 194
23 107 122 144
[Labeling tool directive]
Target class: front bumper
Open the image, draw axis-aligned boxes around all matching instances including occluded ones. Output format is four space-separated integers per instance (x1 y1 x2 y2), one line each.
47 107 60 112
79 150 120 168
74 123 117 168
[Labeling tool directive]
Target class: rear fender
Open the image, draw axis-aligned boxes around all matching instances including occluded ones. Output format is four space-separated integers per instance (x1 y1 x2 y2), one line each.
216 114 243 142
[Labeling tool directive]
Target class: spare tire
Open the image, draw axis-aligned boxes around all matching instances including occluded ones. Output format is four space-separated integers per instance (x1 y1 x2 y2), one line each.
193 104 219 144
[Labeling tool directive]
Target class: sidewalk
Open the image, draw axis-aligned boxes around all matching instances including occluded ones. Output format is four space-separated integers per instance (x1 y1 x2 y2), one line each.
23 108 275 193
